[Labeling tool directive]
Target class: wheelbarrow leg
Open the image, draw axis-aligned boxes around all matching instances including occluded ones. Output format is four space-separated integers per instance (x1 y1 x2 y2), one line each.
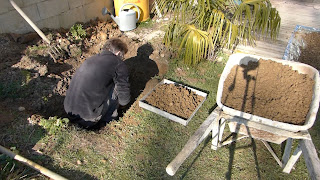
282 138 293 167
283 144 302 173
211 117 226 150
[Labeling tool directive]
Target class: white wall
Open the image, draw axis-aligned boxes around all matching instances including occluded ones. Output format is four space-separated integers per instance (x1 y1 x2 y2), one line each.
0 0 113 34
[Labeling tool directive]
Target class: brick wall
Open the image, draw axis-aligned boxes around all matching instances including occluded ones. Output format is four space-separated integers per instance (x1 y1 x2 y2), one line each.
0 0 113 34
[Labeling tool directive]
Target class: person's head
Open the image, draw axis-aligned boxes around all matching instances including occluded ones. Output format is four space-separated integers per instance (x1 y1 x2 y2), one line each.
137 43 153 57
104 38 128 59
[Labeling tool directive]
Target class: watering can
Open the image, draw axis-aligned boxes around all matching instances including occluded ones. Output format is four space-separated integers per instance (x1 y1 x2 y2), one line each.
102 3 140 32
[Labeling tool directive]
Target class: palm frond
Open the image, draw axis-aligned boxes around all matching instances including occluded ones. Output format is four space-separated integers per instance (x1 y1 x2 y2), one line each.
153 0 281 65
233 0 281 40
178 25 213 65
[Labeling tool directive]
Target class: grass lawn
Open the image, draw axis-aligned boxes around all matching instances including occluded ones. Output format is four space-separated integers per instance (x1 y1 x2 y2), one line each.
1 52 319 179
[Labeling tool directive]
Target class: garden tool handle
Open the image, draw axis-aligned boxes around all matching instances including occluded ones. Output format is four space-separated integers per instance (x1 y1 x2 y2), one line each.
120 3 141 22
166 113 221 176
9 0 51 45
0 145 68 180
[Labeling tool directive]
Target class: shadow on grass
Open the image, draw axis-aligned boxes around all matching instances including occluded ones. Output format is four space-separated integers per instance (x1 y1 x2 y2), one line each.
0 34 95 179
13 155 98 180
125 43 159 105
180 136 211 179
225 124 262 180
0 115 95 179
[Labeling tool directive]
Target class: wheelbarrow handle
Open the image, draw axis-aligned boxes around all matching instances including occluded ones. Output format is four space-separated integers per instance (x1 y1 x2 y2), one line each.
0 145 67 180
166 112 220 176
9 0 51 45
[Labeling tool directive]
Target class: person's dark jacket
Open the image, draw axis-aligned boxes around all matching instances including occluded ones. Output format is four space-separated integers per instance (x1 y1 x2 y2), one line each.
64 50 130 121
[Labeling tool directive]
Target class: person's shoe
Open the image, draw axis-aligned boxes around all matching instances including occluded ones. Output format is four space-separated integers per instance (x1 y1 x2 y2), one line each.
111 109 119 120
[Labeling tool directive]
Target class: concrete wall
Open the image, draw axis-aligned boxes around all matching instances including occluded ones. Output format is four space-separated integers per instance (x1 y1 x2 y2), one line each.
0 0 113 34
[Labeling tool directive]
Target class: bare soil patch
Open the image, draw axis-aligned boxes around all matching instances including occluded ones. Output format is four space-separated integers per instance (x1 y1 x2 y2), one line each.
0 18 170 126
0 19 171 178
145 83 204 119
222 59 314 125
297 32 320 69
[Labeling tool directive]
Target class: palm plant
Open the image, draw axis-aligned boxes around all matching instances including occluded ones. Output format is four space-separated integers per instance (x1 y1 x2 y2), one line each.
152 0 281 65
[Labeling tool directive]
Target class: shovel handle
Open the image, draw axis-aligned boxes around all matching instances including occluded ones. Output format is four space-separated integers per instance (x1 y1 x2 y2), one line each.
9 0 51 44
0 145 67 180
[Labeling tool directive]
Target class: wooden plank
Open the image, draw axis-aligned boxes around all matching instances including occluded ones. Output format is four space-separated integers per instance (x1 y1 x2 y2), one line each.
262 140 283 167
236 44 286 59
166 109 220 176
300 139 320 180
220 135 249 147
223 113 311 140
227 122 288 144
211 107 227 150
211 115 221 150
219 118 226 142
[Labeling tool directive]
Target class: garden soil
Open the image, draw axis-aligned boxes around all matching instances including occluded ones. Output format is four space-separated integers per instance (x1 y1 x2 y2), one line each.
0 18 176 178
297 32 320 70
145 83 204 119
0 18 170 127
222 59 315 125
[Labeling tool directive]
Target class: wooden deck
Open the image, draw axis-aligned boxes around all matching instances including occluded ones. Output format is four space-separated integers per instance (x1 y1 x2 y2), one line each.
235 0 320 59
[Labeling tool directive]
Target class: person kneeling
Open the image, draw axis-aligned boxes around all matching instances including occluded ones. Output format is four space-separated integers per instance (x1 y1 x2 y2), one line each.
64 38 131 129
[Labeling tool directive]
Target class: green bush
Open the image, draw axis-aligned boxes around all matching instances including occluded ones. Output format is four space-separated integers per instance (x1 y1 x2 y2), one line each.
69 24 86 40
39 117 69 135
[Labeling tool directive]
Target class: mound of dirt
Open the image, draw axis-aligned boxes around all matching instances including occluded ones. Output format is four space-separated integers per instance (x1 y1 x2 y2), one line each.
145 83 205 119
0 18 170 126
297 32 320 70
222 59 314 125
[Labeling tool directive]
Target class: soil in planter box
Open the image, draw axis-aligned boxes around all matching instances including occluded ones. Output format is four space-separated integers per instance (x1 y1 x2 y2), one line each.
145 83 204 119
297 32 320 69
222 59 314 125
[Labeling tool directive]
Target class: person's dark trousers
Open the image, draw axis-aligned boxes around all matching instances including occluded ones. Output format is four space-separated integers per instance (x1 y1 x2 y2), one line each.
68 86 119 129
99 88 119 123
67 114 99 129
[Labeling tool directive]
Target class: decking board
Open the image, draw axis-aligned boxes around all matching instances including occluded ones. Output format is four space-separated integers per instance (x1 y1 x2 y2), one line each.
235 0 320 59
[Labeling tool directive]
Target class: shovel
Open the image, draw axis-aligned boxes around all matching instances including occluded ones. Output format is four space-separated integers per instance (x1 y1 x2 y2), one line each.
0 145 67 180
9 0 63 63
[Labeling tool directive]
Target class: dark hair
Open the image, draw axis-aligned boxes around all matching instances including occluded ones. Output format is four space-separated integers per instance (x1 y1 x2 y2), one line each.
104 38 128 59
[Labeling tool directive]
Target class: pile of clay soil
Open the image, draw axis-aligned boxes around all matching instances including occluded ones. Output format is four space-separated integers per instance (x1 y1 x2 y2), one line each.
145 83 204 119
297 32 320 70
222 59 315 125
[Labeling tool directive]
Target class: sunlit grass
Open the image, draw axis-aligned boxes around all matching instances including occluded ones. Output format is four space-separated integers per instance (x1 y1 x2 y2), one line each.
0 55 316 179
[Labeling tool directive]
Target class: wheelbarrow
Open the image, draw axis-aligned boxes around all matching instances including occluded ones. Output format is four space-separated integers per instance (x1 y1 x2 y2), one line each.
166 53 320 177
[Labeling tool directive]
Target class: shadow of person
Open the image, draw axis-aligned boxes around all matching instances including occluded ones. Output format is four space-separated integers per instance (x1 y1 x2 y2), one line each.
124 43 159 106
